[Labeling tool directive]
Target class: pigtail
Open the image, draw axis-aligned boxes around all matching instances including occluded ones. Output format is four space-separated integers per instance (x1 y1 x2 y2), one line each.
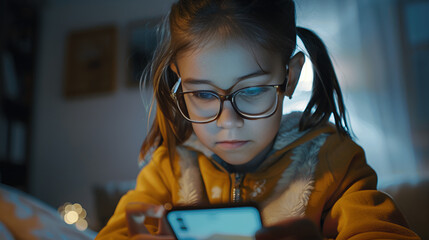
296 27 350 136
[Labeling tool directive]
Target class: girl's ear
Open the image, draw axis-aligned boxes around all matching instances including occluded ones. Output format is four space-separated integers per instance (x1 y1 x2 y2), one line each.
170 62 180 78
170 63 179 76
285 52 305 98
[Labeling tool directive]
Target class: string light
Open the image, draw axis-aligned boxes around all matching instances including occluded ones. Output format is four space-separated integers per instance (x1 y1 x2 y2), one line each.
58 202 89 231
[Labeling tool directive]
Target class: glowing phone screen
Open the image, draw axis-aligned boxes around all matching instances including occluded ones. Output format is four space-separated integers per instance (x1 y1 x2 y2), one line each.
166 206 262 240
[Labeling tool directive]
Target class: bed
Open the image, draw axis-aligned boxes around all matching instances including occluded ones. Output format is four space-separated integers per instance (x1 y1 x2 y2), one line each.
0 184 97 240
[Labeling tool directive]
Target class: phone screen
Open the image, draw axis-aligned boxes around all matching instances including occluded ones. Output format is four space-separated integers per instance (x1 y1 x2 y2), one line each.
166 205 262 240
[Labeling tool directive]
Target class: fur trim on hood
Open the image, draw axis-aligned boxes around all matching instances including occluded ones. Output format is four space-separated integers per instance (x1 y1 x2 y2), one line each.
171 112 329 223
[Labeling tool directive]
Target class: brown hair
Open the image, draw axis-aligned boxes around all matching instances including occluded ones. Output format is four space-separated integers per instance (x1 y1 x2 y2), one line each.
139 0 350 164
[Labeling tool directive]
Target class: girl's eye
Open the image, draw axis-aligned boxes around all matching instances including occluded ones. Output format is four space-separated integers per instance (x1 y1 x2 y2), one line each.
239 87 268 96
193 91 216 100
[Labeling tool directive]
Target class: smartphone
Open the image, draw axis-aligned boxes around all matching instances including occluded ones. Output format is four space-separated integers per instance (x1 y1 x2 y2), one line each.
166 204 263 240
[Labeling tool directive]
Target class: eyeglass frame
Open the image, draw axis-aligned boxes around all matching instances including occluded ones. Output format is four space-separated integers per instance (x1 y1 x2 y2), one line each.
170 77 287 124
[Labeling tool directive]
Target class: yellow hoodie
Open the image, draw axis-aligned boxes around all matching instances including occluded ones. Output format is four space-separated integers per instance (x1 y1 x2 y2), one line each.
96 112 420 240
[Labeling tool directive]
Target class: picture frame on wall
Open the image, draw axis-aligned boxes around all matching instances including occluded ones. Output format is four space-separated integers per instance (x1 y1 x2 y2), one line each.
64 26 117 98
126 18 161 87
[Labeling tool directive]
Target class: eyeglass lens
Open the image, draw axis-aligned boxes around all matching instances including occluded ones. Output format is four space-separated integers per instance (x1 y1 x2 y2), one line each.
176 86 278 122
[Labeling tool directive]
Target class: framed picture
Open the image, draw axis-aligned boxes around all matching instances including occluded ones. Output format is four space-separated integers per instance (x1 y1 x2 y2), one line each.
64 26 117 98
126 18 161 86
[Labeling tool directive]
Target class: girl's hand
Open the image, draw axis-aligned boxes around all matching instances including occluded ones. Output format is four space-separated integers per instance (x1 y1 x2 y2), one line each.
255 217 322 240
126 202 174 240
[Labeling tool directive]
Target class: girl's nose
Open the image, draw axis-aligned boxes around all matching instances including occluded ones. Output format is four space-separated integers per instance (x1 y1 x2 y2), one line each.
216 100 244 129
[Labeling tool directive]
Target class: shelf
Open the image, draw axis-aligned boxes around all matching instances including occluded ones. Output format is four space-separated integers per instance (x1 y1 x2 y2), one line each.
0 0 39 192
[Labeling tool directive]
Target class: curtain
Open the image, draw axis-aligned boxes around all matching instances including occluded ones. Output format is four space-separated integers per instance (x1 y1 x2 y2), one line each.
289 0 425 188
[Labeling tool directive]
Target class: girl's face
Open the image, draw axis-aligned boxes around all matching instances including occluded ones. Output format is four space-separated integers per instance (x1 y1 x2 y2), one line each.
174 39 286 165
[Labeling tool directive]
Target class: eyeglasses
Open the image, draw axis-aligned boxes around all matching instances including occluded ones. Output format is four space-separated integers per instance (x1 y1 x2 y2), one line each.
170 78 284 123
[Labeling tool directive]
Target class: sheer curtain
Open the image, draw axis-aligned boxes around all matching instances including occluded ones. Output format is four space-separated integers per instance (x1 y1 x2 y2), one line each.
352 0 422 187
285 0 423 188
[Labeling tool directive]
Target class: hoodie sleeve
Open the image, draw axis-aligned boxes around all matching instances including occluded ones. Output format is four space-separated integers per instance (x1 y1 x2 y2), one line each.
316 134 420 240
95 148 173 240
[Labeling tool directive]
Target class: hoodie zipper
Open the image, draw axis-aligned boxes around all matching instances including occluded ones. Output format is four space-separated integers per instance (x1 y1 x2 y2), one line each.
232 173 244 203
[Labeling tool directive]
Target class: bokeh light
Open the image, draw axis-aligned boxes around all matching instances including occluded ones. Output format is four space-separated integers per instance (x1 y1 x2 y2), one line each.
64 211 79 224
76 218 89 231
58 202 89 231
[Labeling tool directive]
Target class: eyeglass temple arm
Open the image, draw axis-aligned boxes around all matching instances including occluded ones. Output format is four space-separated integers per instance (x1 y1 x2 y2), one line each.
171 78 182 96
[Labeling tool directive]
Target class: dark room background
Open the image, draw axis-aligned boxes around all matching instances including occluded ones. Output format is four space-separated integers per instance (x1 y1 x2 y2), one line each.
1 0 428 236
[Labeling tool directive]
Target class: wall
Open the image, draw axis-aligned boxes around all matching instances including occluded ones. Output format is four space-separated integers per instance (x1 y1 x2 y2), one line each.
30 0 175 229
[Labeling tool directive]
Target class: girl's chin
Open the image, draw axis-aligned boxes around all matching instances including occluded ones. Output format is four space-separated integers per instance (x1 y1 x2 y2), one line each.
218 154 253 166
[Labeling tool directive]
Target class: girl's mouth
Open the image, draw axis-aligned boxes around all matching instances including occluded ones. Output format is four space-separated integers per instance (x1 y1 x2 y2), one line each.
216 140 249 150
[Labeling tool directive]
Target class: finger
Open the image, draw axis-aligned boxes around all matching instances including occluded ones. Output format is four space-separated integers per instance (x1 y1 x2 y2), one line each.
145 204 165 218
126 202 161 235
127 202 165 218
126 212 150 235
157 213 174 235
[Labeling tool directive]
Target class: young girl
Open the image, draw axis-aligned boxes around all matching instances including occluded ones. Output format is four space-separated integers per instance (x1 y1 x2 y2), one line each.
97 0 420 239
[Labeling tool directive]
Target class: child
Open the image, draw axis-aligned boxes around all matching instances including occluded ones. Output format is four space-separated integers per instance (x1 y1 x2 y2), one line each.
97 0 420 239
